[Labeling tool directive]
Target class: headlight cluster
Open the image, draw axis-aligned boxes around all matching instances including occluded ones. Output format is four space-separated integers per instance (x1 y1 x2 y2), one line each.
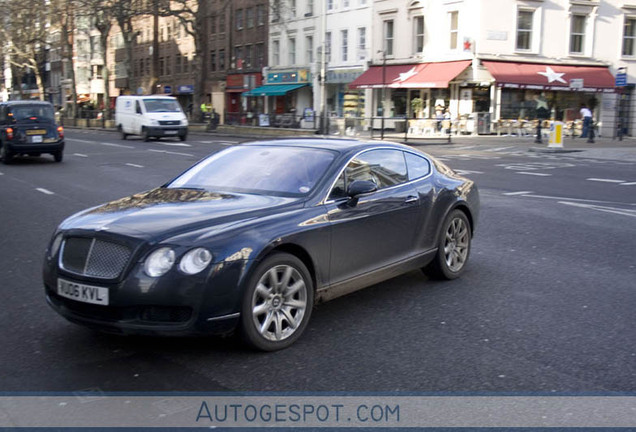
49 233 64 258
144 247 212 277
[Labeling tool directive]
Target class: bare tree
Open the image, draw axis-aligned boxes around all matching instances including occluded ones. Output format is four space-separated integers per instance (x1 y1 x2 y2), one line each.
0 0 49 100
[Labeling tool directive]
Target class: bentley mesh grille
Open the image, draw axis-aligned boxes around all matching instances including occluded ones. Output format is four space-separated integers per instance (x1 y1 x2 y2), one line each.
60 237 131 279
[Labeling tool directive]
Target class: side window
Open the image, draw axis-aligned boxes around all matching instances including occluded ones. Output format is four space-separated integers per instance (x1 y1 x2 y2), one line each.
328 149 408 200
405 152 431 180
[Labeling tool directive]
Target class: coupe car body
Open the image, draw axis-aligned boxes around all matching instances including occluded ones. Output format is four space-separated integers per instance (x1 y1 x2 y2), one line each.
43 138 479 350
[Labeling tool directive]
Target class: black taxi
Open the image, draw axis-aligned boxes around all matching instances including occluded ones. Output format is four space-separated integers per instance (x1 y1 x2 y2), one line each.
0 101 65 164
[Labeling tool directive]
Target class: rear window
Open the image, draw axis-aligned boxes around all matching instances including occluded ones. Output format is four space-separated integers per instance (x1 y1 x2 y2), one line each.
9 104 55 122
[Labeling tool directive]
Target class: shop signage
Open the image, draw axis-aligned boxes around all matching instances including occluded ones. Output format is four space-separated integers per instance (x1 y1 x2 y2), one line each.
177 85 194 94
267 69 311 84
616 72 627 87
326 69 363 84
569 79 584 89
163 85 172 94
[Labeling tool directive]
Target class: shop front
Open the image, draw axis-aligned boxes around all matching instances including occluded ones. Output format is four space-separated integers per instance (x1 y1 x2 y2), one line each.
225 73 262 125
483 61 616 136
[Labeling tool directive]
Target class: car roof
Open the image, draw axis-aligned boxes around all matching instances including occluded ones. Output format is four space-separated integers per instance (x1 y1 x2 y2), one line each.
241 137 411 153
2 100 53 106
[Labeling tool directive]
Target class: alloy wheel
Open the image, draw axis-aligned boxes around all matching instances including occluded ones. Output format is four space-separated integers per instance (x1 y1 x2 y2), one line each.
443 217 469 272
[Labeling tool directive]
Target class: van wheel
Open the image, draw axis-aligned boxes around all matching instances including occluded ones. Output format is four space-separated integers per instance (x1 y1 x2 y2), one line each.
142 128 151 142
118 125 127 140
179 133 187 142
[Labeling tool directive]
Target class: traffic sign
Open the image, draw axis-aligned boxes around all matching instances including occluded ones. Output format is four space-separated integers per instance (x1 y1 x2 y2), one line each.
616 72 628 87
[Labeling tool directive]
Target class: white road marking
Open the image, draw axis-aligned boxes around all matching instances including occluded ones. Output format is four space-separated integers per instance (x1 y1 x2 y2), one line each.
73 153 88 158
0 172 4 176
516 172 552 176
486 146 517 152
558 201 636 218
67 138 135 149
523 194 636 206
148 149 194 157
620 182 636 186
36 188 54 195
153 141 192 147
586 178 626 183
125 163 144 168
452 145 477 150
503 191 534 196
455 169 484 175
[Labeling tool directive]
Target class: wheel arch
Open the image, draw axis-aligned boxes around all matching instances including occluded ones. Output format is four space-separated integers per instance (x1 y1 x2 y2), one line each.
266 243 318 293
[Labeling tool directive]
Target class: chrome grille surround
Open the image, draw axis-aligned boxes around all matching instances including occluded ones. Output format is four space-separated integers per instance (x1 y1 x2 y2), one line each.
59 237 132 279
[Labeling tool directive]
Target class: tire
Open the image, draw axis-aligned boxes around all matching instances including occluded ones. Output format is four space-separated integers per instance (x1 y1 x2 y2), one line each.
142 128 151 142
0 143 13 165
119 125 127 140
53 151 63 163
240 252 314 351
179 133 187 142
424 209 472 280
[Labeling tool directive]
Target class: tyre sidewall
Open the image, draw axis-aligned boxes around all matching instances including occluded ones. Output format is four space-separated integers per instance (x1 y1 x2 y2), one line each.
240 252 314 351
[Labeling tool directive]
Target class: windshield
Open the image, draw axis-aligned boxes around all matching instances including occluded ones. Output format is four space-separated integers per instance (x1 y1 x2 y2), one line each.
167 146 336 197
142 99 182 113
9 104 55 122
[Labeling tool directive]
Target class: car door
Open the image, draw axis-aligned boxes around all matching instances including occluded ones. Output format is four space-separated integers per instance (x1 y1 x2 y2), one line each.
325 149 420 285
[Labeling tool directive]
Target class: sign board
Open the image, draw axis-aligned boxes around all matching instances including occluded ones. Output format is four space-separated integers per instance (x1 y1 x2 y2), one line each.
548 121 564 149
569 79 584 89
177 85 194 94
303 108 315 122
616 72 628 87
258 114 270 127
163 85 172 94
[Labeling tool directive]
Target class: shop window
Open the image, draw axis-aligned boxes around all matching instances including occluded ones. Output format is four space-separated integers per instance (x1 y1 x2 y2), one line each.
449 11 458 50
569 14 586 54
516 10 533 50
384 20 394 56
414 16 424 54
623 17 636 56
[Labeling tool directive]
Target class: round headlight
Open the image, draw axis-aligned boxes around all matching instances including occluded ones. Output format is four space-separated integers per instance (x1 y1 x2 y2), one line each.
144 247 176 277
179 248 213 275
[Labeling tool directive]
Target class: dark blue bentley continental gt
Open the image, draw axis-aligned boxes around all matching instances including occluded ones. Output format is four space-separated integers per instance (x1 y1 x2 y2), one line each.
43 138 479 351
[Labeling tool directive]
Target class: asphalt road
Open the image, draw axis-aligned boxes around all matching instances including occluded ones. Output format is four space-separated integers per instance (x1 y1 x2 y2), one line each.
0 130 635 393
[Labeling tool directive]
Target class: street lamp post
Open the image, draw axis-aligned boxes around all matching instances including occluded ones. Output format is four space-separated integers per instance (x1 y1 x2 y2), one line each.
380 50 386 140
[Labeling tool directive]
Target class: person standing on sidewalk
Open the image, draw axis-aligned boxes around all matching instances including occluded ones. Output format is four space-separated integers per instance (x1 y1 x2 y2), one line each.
580 103 593 138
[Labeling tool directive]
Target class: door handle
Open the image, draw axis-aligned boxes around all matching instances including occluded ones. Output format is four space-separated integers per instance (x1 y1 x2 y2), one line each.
404 196 419 204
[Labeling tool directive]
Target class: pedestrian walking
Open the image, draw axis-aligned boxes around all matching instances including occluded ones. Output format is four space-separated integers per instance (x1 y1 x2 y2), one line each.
580 103 592 138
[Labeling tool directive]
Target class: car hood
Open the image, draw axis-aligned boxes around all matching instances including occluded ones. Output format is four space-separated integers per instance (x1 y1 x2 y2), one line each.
59 188 299 240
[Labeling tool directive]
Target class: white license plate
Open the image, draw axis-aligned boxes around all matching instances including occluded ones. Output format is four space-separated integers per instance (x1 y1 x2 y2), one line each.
57 279 109 306
164 130 178 135
30 135 43 143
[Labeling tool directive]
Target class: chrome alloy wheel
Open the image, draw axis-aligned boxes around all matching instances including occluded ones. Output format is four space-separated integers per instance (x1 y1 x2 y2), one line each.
443 216 470 272
250 265 308 342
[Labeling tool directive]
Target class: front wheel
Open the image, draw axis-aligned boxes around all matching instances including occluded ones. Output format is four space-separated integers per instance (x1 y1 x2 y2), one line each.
240 253 314 351
424 209 472 280
142 128 151 142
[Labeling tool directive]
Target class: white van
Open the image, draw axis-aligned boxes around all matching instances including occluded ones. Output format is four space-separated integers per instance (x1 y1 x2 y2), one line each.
115 95 188 141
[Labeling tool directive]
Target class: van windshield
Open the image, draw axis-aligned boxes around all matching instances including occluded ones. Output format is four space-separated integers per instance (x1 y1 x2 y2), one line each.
142 99 181 113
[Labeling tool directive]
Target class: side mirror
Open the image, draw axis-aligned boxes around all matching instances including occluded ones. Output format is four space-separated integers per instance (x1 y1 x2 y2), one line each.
347 180 377 198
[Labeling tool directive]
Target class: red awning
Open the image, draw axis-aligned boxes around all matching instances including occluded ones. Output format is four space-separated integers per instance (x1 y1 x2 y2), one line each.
482 61 615 92
349 60 471 89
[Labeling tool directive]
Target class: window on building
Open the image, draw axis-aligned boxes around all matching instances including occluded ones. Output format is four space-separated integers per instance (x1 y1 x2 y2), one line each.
360 0 367 5
257 5 265 25
176 53 182 74
246 8 254 28
307 0 314 16
289 37 296 64
159 57 165 76
219 50 225 70
272 0 281 22
414 16 424 53
167 22 172 40
236 9 243 30
384 20 394 56
306 35 314 63
255 43 265 68
165 55 171 76
358 27 367 60
145 58 150 75
570 14 586 54
290 0 296 17
220 13 226 33
272 40 280 65
449 11 458 50
245 45 252 67
327 0 334 11
516 10 533 50
343 0 349 8
623 17 636 56
341 29 348 62
326 32 332 62
209 51 216 71
235 46 243 68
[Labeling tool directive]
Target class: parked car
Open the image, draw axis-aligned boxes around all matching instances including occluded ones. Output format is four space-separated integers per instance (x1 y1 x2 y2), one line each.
43 139 479 351
115 95 188 142
0 101 65 164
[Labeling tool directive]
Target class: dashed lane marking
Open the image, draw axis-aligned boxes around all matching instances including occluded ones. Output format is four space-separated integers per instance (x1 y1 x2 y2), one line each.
125 163 144 168
586 178 626 183
558 201 636 218
73 153 88 158
503 191 534 196
148 149 194 157
152 141 192 147
36 188 54 195
620 182 636 186
67 138 135 149
455 169 484 175
516 172 552 176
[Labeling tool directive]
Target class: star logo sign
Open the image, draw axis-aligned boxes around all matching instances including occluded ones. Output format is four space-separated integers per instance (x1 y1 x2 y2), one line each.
393 67 418 82
537 66 567 84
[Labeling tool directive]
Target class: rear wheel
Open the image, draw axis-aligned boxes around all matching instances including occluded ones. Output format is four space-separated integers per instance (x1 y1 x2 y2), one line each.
0 143 13 165
119 125 127 140
53 151 63 163
240 253 313 351
424 209 472 280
